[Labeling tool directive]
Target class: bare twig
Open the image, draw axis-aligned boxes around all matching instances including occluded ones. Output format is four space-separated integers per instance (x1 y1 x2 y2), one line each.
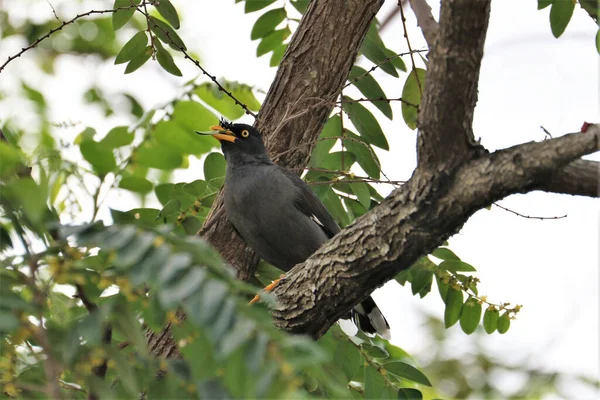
338 96 418 109
540 125 553 139
0 4 147 73
133 7 257 118
399 1 423 95
493 203 567 220
407 0 439 46
46 0 62 22
343 49 427 89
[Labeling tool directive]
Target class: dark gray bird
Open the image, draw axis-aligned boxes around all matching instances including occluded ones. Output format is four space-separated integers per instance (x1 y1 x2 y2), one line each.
196 120 390 339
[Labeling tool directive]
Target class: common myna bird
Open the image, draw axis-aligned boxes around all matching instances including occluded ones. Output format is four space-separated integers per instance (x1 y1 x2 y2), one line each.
196 119 390 339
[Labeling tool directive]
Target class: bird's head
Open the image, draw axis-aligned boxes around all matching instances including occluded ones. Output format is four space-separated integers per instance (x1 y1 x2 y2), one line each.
195 118 267 158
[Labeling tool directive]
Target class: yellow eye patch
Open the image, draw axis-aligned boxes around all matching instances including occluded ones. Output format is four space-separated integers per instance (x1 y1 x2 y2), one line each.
241 129 249 138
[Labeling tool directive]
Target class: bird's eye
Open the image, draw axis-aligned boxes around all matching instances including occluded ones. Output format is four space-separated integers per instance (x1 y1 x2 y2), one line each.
240 129 249 138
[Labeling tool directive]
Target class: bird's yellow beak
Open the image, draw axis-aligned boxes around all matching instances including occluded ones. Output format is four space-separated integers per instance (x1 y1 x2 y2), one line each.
195 125 237 143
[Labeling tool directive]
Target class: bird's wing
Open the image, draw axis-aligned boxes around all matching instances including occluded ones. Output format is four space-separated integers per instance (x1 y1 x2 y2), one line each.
277 167 341 238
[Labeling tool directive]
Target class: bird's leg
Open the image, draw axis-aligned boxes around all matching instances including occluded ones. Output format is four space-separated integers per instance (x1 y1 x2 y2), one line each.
249 274 285 304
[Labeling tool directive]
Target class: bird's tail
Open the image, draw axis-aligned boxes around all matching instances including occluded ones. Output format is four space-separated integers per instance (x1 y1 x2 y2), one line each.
350 296 391 340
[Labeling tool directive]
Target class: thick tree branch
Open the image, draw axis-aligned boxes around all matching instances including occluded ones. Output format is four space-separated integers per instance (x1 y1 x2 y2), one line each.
417 0 491 170
537 159 599 197
199 0 383 281
407 0 438 46
271 126 600 338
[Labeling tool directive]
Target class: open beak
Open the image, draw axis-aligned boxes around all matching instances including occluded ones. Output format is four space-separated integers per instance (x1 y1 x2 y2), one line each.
195 125 237 143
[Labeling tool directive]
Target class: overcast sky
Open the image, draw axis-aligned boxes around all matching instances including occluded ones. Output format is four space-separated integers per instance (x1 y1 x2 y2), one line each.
1 1 598 398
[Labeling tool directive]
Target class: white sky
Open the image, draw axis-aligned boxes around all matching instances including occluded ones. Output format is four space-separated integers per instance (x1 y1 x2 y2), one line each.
1 1 598 398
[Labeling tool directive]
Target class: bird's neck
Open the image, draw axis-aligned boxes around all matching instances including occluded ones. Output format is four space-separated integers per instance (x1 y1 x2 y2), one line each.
224 151 273 169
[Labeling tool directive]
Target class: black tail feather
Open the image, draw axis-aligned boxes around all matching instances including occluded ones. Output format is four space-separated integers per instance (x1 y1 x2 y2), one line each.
350 296 390 340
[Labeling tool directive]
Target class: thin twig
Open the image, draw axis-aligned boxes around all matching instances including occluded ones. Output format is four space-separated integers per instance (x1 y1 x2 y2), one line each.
0 4 148 73
343 49 427 89
399 1 423 96
540 125 553 139
493 203 567 220
338 96 418 109
133 7 257 118
46 0 62 22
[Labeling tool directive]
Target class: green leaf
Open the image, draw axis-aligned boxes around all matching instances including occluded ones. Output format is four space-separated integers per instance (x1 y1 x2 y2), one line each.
251 8 286 40
158 199 181 219
112 0 141 30
342 130 381 179
444 287 463 328
115 31 148 64
245 0 277 13
119 176 153 193
360 23 398 77
125 46 152 74
334 340 361 380
270 44 287 67
152 120 210 155
596 29 600 55
401 68 426 130
0 309 19 333
459 297 482 335
136 142 183 170
160 268 207 307
550 0 575 38
537 0 552 9
154 183 174 206
319 151 356 172
232 85 261 111
435 274 449 302
195 83 244 120
80 140 117 174
348 66 393 119
171 100 218 152
497 312 511 334
383 47 406 72
155 0 180 29
113 232 155 268
149 16 186 50
102 126 134 148
350 182 371 209
204 153 226 188
183 180 208 197
410 269 433 298
290 0 309 13
342 97 389 150
361 343 389 359
483 307 499 334
384 361 431 386
0 225 12 251
431 247 460 261
438 260 476 272
0 141 24 178
398 388 423 400
310 115 341 167
364 364 388 399
182 216 202 235
256 28 291 57
318 186 349 226
154 40 182 77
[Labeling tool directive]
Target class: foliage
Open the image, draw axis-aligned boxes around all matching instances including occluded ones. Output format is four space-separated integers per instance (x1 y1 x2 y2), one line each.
0 0 597 398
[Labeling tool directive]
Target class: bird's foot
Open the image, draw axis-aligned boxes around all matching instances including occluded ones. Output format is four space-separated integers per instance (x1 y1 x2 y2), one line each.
249 274 285 304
